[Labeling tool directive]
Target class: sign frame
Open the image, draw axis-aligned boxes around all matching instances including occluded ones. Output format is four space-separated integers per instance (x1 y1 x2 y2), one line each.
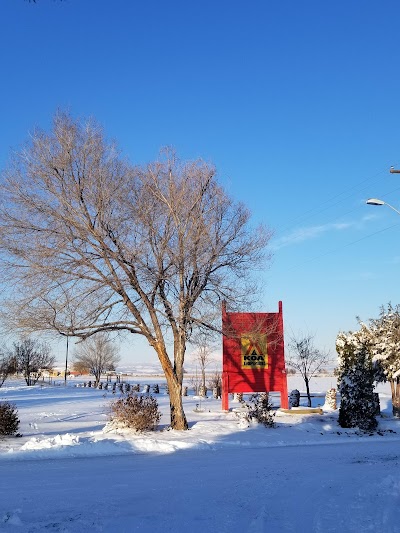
222 301 288 410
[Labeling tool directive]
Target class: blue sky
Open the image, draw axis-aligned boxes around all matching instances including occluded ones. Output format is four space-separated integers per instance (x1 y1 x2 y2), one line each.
2 0 400 366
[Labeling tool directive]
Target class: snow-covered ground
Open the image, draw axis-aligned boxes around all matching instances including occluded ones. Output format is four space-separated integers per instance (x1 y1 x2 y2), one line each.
0 376 399 532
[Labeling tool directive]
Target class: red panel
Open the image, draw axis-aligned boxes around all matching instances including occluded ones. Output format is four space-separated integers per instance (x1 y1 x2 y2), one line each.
222 301 288 409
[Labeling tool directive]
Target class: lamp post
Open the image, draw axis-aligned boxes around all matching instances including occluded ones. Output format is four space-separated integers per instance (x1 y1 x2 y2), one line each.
64 332 69 386
366 198 400 216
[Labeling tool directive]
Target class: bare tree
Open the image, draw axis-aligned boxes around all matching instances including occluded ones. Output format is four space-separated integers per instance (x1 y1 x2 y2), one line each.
207 368 222 392
287 333 331 407
0 112 271 429
13 338 55 386
0 349 16 387
73 333 120 385
190 333 216 394
72 360 90 375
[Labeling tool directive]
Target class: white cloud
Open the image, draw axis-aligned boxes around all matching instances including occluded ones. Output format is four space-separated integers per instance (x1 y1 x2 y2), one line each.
272 221 353 250
362 213 380 222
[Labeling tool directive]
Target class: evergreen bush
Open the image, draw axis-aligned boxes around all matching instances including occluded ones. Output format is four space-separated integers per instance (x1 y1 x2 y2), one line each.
0 401 20 437
336 328 378 432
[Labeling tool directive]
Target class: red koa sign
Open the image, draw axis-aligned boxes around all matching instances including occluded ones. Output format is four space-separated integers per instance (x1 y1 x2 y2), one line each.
222 301 288 410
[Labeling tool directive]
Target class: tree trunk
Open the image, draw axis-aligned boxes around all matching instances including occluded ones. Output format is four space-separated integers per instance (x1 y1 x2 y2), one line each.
392 379 400 418
166 374 188 430
392 397 400 418
155 339 188 430
305 377 311 407
201 367 206 392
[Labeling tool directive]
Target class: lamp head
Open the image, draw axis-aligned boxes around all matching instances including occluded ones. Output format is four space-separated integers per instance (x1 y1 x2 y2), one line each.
366 198 385 206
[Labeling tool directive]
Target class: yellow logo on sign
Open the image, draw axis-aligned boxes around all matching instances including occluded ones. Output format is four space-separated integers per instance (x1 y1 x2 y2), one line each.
241 334 268 369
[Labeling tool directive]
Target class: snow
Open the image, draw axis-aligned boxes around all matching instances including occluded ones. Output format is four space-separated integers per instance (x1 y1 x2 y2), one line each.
1 376 400 532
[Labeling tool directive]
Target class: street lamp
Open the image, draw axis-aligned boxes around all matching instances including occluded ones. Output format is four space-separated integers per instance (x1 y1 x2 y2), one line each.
366 198 400 216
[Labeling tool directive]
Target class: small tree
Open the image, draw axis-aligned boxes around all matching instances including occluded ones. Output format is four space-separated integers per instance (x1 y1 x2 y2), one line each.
13 338 55 386
0 349 16 387
287 333 331 407
72 360 90 375
207 368 222 390
336 328 377 432
0 402 20 437
190 333 216 395
73 333 120 386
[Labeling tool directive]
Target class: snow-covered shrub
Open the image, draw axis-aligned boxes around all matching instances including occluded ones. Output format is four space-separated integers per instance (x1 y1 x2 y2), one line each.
246 393 275 428
336 328 377 432
233 392 243 403
324 388 337 410
367 303 400 417
289 389 300 408
110 393 161 432
212 386 221 399
0 401 20 437
198 385 207 397
341 304 400 417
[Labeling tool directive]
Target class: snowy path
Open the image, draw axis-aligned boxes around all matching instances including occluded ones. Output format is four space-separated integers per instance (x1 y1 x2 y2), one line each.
1 439 399 532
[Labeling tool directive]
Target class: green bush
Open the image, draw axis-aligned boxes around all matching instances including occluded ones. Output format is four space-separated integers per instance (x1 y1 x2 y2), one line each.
0 401 20 437
110 393 161 432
